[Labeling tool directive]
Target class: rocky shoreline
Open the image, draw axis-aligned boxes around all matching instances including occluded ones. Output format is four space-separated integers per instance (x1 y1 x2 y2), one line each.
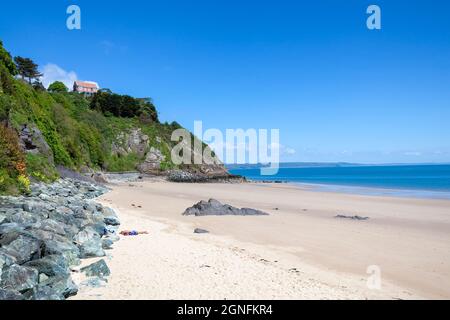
167 170 246 183
0 179 120 300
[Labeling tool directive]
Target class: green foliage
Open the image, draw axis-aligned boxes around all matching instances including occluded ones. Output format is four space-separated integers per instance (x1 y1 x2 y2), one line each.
90 91 158 122
14 56 43 84
48 81 68 93
105 153 141 172
0 124 26 194
0 169 18 195
26 153 59 183
0 40 17 75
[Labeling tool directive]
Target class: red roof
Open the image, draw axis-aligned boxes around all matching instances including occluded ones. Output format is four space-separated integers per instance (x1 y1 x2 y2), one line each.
74 81 99 89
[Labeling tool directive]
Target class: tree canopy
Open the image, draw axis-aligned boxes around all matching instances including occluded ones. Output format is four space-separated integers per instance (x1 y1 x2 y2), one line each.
48 81 68 93
14 56 43 84
90 91 159 122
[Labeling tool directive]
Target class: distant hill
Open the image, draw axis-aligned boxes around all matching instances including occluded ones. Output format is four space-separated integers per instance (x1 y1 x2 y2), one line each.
226 162 364 170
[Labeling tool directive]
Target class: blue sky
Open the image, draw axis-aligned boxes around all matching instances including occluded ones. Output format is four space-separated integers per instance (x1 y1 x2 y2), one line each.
1 0 449 163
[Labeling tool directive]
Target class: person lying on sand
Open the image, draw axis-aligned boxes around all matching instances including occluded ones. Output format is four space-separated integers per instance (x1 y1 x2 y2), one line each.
119 230 149 236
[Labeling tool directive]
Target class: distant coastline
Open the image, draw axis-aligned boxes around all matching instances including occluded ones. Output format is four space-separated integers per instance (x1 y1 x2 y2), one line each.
226 162 450 170
228 163 450 200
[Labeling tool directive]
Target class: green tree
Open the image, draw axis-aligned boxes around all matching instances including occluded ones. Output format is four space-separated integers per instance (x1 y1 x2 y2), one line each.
14 56 43 84
48 81 68 93
32 81 46 92
0 40 17 75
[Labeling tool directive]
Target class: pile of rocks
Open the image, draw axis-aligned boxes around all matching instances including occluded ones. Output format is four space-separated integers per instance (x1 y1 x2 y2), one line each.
335 214 369 221
0 179 120 300
183 198 269 216
167 170 246 183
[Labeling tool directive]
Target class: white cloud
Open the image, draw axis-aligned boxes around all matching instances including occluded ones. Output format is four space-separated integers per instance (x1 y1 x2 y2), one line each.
40 64 77 90
269 142 296 156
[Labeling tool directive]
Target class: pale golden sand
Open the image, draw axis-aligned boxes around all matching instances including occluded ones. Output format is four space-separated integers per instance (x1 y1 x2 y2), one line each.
71 180 450 300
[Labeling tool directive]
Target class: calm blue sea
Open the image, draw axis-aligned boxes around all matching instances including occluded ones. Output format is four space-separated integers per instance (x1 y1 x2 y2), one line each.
228 164 450 199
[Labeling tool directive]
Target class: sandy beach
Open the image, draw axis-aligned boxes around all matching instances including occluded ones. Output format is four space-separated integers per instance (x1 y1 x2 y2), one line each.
71 180 450 300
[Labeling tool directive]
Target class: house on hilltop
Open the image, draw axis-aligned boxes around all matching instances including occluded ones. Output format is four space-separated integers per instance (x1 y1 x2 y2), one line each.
73 80 99 96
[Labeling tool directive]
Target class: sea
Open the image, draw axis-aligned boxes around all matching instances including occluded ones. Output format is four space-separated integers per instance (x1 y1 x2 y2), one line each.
228 164 450 200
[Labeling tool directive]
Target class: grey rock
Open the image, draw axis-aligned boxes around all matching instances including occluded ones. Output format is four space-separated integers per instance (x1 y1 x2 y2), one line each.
87 222 108 236
0 250 17 270
335 215 370 221
0 223 25 235
80 259 111 278
80 277 107 288
0 264 38 292
104 234 120 243
0 178 118 299
43 239 80 267
0 288 24 300
1 235 43 264
102 208 120 226
111 128 149 158
33 219 66 236
39 273 49 283
74 228 105 258
183 199 269 216
49 206 75 225
24 285 63 300
194 228 209 234
24 255 70 277
137 147 165 173
18 124 54 164
104 216 120 226
102 238 114 250
39 274 78 298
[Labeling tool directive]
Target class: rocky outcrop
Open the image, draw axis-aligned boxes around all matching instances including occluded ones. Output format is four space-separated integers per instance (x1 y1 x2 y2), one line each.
18 124 54 164
111 128 149 158
0 179 120 300
182 199 269 216
167 170 245 183
137 147 165 174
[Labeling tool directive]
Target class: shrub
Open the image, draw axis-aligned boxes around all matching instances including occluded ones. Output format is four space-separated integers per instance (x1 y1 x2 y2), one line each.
26 153 59 183
0 123 28 194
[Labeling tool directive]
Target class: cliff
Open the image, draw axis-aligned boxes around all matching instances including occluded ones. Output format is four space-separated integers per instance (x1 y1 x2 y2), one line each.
0 40 226 195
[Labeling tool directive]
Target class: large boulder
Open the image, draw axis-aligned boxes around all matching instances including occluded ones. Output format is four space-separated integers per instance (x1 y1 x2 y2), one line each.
73 228 105 258
42 239 80 267
1 235 43 264
49 206 75 225
80 259 111 278
102 207 120 226
38 274 78 299
0 265 39 292
9 210 42 225
24 284 63 300
24 255 70 277
183 199 269 216
0 288 24 300
0 251 17 280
